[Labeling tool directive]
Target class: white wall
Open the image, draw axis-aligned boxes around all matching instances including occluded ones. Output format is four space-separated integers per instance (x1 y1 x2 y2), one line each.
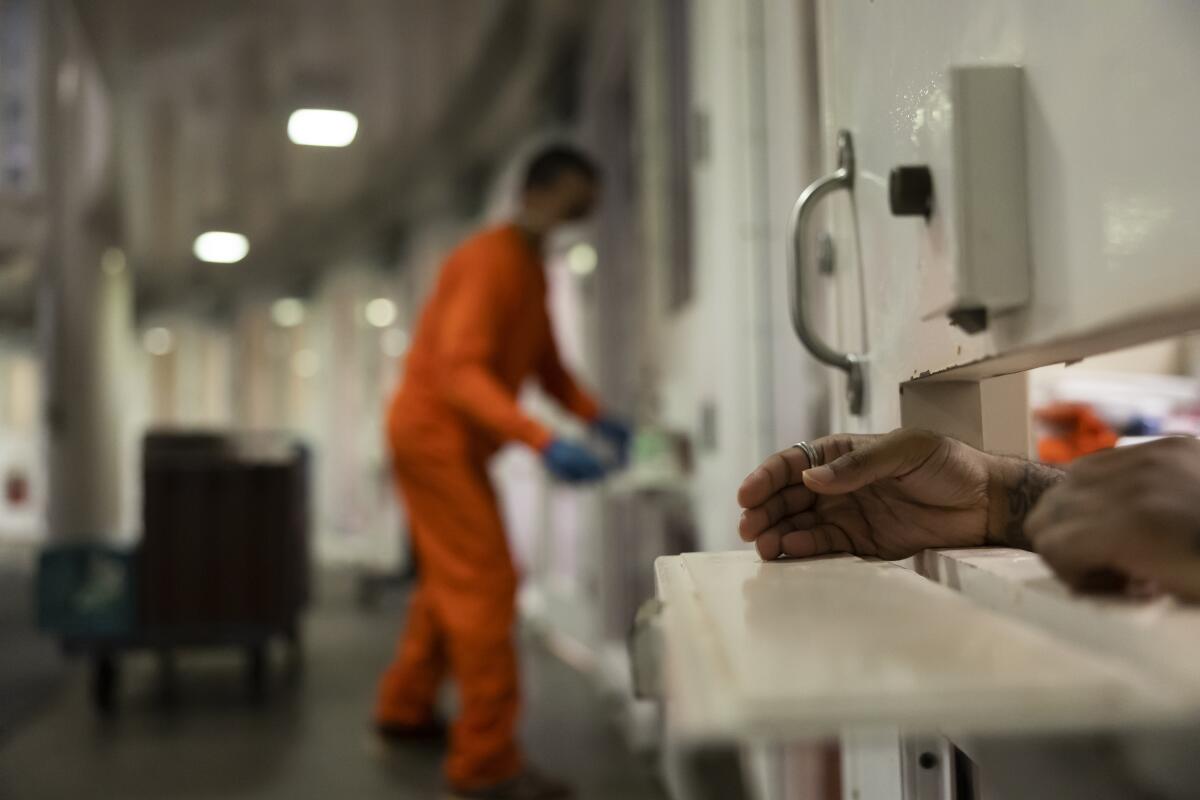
648 0 827 552
759 0 832 448
640 0 757 553
304 265 405 569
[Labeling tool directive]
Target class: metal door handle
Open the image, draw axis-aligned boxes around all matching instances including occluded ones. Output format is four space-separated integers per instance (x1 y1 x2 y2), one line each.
788 129 865 415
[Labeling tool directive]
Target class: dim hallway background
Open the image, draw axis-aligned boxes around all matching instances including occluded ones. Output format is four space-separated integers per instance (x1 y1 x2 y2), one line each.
0 0 795 796
0 573 664 799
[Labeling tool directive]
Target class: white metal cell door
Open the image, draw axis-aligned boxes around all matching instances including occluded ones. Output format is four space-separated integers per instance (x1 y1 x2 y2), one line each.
780 4 1200 799
788 1 1200 434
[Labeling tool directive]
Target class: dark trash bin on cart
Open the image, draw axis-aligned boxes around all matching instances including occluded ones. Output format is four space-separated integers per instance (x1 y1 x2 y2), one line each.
39 430 311 713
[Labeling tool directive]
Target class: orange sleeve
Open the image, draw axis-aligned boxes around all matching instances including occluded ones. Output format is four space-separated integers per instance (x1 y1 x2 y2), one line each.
435 253 554 451
537 325 601 423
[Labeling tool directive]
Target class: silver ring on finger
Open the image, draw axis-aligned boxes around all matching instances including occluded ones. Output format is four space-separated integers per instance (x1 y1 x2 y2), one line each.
792 440 821 469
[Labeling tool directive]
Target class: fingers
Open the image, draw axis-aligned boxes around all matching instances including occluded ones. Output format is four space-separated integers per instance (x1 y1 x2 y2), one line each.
781 524 852 559
750 511 817 545
752 512 818 561
755 515 849 561
737 447 814 508
738 433 876 555
802 428 944 495
755 530 783 561
753 513 815 559
737 434 880 508
738 485 815 541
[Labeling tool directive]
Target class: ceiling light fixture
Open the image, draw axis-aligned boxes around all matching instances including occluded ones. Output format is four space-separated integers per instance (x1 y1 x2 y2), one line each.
287 108 358 147
193 231 249 264
272 298 306 328
143 327 174 356
364 298 397 328
567 243 598 276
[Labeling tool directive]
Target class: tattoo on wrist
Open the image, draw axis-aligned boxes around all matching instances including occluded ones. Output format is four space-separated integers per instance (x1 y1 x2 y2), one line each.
989 458 1064 549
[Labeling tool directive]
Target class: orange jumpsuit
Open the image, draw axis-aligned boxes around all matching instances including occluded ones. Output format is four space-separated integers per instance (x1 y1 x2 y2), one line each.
374 224 599 789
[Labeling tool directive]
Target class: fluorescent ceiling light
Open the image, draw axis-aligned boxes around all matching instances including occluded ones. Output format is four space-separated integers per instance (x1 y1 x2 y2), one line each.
567 243 598 276
287 109 358 147
272 298 306 328
364 298 397 328
143 327 174 356
193 231 249 264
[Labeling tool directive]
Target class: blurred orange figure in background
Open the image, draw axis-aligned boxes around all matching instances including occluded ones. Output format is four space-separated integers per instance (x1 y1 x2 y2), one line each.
373 146 630 800
1036 402 1120 464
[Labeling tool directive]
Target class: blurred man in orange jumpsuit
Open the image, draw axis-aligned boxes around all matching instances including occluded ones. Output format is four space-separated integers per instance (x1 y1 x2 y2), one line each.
373 145 629 800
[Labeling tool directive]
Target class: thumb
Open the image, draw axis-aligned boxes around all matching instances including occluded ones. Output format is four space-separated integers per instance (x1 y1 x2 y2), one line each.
802 429 940 495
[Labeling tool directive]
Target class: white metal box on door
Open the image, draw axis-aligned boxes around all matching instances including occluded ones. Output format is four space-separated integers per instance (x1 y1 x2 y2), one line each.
913 64 1031 330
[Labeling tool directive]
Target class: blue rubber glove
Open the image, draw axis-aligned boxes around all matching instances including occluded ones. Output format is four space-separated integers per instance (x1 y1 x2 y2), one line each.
591 416 633 467
543 439 607 483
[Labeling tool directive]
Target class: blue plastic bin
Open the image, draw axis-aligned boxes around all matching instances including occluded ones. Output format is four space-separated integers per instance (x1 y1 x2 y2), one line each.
36 544 138 639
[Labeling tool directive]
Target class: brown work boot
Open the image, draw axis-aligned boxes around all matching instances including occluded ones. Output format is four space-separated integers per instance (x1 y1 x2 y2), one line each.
375 719 447 744
368 719 447 758
447 768 574 800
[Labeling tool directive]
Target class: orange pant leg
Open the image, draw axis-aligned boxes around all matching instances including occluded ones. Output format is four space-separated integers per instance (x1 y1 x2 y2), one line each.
374 575 447 727
385 446 522 789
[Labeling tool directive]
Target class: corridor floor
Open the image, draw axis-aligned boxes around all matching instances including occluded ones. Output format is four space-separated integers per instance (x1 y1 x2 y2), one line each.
0 574 666 800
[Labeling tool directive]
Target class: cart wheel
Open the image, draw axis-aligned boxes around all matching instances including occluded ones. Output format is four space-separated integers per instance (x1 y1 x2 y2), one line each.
245 643 267 701
283 624 304 684
91 654 119 715
157 649 180 708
